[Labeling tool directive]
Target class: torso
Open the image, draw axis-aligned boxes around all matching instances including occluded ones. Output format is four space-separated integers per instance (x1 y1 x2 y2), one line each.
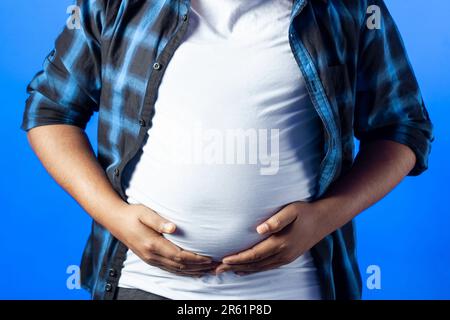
118 0 324 299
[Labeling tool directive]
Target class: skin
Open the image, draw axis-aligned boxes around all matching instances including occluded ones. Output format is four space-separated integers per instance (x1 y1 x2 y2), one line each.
27 124 416 277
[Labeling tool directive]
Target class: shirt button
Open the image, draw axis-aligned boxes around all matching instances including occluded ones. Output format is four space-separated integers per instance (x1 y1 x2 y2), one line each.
153 62 161 70
114 168 120 177
105 283 113 292
139 118 146 127
108 268 117 278
182 14 188 22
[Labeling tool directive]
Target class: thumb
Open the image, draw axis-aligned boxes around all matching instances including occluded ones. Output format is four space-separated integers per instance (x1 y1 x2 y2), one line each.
256 205 298 235
138 207 176 234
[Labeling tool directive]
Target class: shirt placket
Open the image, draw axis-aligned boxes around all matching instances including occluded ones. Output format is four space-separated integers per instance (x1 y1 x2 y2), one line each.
288 0 341 199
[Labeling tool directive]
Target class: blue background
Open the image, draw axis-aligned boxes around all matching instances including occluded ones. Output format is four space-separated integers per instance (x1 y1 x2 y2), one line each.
0 0 449 299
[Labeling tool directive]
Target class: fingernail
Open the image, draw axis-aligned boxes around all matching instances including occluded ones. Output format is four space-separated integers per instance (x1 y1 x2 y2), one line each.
162 222 176 233
256 223 269 234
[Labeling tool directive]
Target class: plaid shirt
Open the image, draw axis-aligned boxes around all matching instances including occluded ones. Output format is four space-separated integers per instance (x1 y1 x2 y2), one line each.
21 0 433 300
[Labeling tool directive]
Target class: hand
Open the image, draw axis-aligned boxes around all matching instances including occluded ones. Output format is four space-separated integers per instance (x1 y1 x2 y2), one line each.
214 201 329 275
111 203 219 277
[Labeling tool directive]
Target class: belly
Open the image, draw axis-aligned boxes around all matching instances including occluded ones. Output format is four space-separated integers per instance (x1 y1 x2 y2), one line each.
128 192 281 261
123 114 322 261
125 151 319 261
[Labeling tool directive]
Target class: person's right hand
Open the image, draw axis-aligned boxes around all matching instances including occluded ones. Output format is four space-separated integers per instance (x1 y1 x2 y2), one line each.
109 203 219 277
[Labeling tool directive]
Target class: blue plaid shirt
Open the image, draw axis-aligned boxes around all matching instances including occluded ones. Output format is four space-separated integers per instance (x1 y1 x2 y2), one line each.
21 0 433 300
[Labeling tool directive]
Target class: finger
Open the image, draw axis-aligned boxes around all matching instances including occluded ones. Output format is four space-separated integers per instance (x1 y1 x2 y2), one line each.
218 255 284 274
256 205 298 235
147 253 220 272
138 207 177 234
221 237 281 265
151 236 214 265
156 262 218 277
152 254 218 271
157 265 211 278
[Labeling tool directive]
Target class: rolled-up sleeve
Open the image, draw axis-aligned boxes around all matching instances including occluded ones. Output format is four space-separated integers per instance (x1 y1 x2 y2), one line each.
354 0 434 176
21 0 104 131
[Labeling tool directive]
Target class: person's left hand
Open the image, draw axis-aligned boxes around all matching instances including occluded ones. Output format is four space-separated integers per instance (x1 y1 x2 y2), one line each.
213 201 330 275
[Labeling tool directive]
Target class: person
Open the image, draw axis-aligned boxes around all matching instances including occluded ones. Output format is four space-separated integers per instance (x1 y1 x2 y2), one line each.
21 0 433 300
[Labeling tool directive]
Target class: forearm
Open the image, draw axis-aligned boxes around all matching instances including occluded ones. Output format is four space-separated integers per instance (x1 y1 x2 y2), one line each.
27 124 216 271
27 125 127 235
313 139 417 236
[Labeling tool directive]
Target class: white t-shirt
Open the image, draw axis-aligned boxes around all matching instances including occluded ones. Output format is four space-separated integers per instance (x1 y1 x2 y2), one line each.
118 0 324 299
